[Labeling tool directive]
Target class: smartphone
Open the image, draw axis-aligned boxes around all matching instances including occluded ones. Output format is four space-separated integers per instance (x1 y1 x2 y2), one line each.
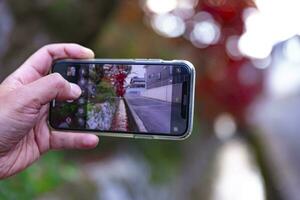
49 59 195 140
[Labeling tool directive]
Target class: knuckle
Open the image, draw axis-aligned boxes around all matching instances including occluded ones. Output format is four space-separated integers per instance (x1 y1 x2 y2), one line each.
40 44 59 55
40 44 52 51
51 73 67 89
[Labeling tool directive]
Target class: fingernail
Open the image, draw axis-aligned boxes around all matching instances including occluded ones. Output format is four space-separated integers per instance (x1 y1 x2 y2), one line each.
83 135 98 147
70 83 82 97
84 48 95 57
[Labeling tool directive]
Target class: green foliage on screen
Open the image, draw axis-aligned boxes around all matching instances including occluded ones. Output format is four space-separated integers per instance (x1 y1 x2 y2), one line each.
95 81 117 103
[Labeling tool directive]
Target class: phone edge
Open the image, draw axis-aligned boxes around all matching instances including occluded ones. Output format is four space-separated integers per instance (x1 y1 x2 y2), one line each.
48 59 196 141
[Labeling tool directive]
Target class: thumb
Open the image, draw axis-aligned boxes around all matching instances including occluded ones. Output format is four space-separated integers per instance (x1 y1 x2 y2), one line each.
21 73 82 106
0 73 81 153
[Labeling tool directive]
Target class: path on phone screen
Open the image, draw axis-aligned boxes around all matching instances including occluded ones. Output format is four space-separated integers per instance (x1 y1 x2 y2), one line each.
111 98 128 131
124 95 172 133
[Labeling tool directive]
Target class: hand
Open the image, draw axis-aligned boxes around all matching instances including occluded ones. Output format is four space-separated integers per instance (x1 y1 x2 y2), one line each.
0 43 99 179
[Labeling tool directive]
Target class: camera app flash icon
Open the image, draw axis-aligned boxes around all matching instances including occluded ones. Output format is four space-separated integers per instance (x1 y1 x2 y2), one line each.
173 126 179 132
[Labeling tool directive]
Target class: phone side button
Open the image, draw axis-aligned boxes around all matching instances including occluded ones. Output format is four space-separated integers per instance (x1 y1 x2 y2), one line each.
134 59 148 61
134 135 154 140
148 59 163 62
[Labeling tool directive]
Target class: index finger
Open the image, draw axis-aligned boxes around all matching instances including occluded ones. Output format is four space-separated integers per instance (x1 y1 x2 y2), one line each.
50 131 99 150
6 43 95 85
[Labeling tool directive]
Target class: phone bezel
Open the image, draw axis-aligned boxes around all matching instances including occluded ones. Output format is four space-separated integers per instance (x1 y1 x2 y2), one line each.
48 59 195 140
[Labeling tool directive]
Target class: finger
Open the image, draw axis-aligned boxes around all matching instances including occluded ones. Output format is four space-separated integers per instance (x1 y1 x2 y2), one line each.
4 43 94 85
24 43 94 75
50 131 99 150
20 73 82 106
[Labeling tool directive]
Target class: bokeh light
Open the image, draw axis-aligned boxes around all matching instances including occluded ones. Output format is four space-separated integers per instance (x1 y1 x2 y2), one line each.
190 20 220 48
214 113 237 141
239 0 300 59
251 57 271 70
267 37 300 98
177 0 198 9
226 35 243 60
146 0 177 14
151 13 186 38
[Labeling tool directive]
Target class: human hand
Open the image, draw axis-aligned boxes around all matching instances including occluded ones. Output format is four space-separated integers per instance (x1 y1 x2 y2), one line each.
0 44 99 179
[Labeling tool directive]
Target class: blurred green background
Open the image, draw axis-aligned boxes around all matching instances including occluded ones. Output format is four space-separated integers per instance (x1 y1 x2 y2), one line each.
1 0 300 200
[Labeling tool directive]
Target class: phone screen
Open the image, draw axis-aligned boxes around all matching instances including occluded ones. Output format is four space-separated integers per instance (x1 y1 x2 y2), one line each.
49 62 191 136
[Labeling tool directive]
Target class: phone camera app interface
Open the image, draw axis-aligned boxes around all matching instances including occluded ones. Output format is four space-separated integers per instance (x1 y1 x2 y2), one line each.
50 63 190 135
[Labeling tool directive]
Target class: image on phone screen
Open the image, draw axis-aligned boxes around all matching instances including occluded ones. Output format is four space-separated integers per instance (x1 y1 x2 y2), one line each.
49 62 191 136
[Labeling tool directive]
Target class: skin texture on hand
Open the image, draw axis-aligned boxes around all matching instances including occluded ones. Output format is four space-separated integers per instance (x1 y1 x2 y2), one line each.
0 44 99 179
